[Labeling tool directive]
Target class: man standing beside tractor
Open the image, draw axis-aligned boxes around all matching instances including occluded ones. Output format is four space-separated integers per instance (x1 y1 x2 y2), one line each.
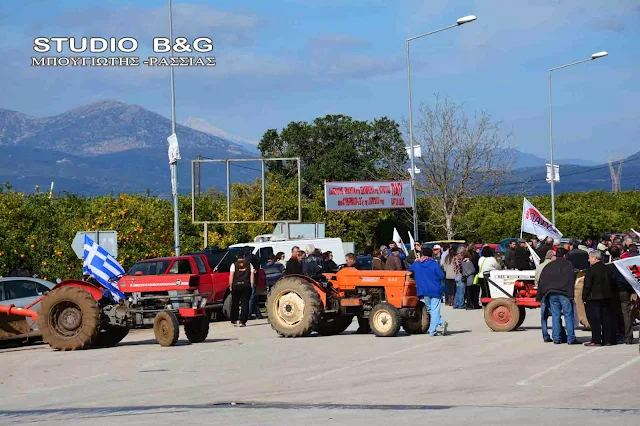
409 247 449 336
536 248 577 345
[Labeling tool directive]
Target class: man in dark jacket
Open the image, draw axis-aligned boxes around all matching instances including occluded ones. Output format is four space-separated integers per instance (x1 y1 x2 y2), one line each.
567 241 589 271
302 244 324 279
583 250 616 346
536 248 576 344
284 246 302 276
504 240 517 269
607 246 635 345
536 237 555 261
514 240 533 270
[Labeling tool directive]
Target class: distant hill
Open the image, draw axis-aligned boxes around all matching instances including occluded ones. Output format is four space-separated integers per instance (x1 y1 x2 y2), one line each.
501 151 640 194
0 101 260 195
0 101 637 196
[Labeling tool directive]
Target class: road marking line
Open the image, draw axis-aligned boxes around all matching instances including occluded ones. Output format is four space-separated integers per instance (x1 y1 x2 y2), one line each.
584 356 640 387
517 347 601 386
307 337 452 382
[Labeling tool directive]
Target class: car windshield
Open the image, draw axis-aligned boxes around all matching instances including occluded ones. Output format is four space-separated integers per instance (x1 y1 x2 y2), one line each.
214 247 245 272
128 260 171 276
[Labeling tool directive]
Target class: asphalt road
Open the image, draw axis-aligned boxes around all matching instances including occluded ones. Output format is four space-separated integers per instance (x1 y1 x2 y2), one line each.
0 306 638 425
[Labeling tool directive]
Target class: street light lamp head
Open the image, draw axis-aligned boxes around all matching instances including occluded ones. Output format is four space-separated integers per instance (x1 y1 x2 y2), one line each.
457 15 477 25
591 51 608 59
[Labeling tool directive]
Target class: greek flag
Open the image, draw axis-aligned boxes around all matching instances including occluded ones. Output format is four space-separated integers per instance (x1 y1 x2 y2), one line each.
83 235 126 302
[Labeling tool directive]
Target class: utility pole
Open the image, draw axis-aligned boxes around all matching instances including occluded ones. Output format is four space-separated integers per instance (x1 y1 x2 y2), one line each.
168 0 180 256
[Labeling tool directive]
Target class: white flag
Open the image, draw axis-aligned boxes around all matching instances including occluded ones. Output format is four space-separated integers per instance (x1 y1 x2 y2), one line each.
521 198 563 242
526 243 540 269
408 231 416 252
393 228 409 256
631 228 640 239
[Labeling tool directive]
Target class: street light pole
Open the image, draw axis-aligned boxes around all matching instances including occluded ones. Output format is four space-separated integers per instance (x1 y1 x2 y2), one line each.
169 0 180 256
406 15 477 241
548 51 608 224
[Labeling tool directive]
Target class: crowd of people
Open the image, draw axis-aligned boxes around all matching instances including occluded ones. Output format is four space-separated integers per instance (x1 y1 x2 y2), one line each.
226 233 638 349
531 237 638 347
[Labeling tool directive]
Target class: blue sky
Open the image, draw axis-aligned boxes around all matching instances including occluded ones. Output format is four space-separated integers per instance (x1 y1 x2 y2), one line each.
1 0 639 162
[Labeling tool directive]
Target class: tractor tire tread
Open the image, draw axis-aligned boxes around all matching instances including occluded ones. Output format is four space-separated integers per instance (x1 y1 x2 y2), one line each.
267 277 322 338
38 286 100 351
369 302 401 337
185 316 209 343
153 311 180 346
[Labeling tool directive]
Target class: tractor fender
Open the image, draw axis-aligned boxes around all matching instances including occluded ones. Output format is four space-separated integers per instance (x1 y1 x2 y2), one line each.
280 274 333 309
53 280 105 302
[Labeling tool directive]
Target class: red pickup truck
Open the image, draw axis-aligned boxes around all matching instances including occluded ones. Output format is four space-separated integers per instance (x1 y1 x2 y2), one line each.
118 249 267 320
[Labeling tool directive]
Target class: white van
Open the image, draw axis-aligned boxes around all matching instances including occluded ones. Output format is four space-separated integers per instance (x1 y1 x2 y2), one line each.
229 238 349 265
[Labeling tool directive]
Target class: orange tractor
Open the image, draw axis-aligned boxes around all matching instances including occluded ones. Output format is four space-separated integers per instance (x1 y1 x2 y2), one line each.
266 268 429 337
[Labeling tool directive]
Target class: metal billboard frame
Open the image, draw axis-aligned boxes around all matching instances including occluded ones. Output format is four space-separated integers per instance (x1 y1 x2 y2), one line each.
191 157 302 224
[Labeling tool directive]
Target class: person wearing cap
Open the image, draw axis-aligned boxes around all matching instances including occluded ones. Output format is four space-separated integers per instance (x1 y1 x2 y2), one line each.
432 244 442 263
536 250 556 342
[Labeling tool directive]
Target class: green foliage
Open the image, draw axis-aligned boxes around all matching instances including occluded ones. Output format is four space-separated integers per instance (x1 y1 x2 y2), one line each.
258 115 407 193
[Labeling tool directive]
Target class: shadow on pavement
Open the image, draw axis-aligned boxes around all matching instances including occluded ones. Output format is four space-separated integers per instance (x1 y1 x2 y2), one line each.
2 401 640 419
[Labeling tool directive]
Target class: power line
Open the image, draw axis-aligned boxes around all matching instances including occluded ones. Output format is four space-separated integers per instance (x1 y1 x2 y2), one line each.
502 156 640 188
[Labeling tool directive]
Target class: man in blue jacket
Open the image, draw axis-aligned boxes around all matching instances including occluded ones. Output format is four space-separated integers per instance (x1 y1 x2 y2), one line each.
409 247 449 336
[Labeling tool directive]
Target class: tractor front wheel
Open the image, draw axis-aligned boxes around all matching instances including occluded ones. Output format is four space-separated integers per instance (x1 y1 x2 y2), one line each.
315 315 354 336
369 302 401 337
267 277 322 337
94 325 129 348
38 286 100 351
515 306 526 329
402 301 430 335
185 316 209 343
484 299 520 332
153 311 180 346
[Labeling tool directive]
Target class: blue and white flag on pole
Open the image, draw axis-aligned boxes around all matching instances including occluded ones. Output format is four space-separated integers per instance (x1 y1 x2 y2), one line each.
83 235 126 302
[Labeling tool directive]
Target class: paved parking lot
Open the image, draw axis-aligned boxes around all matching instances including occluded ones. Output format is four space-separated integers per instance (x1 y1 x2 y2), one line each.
0 306 638 425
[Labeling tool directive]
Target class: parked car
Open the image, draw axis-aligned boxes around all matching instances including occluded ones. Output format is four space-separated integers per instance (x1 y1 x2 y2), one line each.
0 277 55 341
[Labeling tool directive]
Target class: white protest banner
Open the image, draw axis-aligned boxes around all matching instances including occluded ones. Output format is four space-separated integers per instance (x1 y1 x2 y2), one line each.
521 198 563 242
324 180 412 211
614 257 640 297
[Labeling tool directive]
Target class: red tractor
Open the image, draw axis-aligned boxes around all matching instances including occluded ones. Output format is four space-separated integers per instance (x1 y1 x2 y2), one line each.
0 274 210 350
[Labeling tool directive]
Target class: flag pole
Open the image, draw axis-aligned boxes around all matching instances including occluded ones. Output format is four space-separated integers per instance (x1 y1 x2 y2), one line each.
520 198 526 239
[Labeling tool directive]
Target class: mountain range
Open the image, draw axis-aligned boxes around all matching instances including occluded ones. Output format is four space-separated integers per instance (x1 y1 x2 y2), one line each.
0 101 638 196
0 101 259 196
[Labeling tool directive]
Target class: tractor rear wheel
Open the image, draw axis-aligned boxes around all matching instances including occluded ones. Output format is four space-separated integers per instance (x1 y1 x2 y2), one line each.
515 306 526 329
153 311 180 346
94 325 129 348
315 315 354 336
484 299 520 332
402 301 430 335
267 277 322 337
370 302 401 337
38 286 100 351
185 316 209 343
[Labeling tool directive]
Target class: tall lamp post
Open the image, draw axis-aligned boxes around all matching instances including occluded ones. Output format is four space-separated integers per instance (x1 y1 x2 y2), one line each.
406 15 477 241
548 51 608 224
168 0 180 256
